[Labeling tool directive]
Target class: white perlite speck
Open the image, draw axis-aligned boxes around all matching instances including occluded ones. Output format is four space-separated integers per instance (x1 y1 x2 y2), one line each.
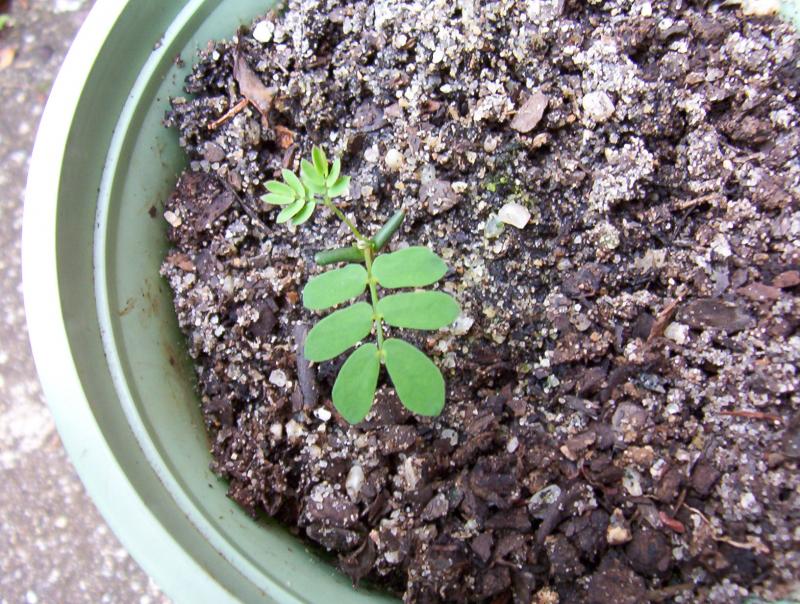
582 90 615 122
497 202 531 229
384 148 404 171
346 464 365 500
163 210 182 228
252 20 275 43
664 322 689 345
269 369 287 388
314 407 332 422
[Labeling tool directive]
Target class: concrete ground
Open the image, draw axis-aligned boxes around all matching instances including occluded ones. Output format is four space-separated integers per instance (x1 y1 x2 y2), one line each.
0 1 169 602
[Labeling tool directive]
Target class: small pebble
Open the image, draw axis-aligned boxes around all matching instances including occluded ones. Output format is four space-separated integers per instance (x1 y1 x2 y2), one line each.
346 464 365 500
498 202 531 229
252 20 275 43
314 407 332 422
664 322 689 345
269 369 287 388
582 91 615 122
385 148 404 171
164 210 182 228
484 214 505 239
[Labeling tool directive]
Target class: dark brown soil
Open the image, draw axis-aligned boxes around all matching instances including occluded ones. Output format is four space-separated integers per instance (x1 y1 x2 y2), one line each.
160 1 800 602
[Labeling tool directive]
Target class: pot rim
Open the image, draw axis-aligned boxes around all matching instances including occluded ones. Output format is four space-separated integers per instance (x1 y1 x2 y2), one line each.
22 2 241 602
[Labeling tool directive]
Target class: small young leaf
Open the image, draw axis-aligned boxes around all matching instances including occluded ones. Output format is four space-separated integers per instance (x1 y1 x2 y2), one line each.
291 201 316 226
266 180 296 198
282 169 305 197
326 157 341 186
304 302 373 362
301 159 326 188
315 246 365 266
372 210 406 251
312 146 329 178
262 192 295 206
328 175 350 198
378 291 460 330
276 199 306 223
372 247 447 288
303 264 368 310
384 338 444 416
332 343 380 423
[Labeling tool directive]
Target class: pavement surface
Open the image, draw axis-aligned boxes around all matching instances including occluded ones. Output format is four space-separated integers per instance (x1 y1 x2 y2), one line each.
0 1 169 602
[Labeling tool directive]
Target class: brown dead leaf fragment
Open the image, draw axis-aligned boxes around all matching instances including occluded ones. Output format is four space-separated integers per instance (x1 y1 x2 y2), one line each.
233 52 276 123
510 90 548 133
647 298 680 343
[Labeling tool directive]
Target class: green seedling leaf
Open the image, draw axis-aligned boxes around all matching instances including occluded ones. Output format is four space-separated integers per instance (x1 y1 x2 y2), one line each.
332 343 380 423
282 169 305 197
384 338 444 416
304 302 373 362
266 180 296 198
378 291 460 330
372 246 447 288
291 201 316 226
301 159 326 188
312 146 329 178
262 192 295 205
303 264 368 310
276 199 306 223
328 175 350 198
326 158 341 186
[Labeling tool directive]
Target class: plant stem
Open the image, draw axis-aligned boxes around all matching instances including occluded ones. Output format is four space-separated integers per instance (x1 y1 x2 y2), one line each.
363 246 385 352
322 195 367 242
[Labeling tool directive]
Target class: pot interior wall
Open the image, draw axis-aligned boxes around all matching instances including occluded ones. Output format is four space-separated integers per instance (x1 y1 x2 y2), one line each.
61 1 392 602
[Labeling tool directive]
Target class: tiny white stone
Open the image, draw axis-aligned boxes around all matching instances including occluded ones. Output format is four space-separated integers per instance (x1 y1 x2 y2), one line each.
451 181 468 194
269 369 287 388
497 202 531 229
269 422 283 440
582 91 616 122
285 419 305 442
25 591 38 604
346 464 365 500
163 210 182 228
507 436 519 453
385 148 404 171
252 20 275 43
432 48 445 63
451 314 475 336
364 145 379 163
641 1 653 17
314 407 332 422
740 491 757 509
664 322 689 345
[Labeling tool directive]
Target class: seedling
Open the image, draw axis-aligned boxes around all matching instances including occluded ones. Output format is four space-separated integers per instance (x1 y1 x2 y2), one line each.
262 146 460 423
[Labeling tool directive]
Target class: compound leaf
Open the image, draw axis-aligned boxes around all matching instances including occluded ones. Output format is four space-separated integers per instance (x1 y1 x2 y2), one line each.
282 169 305 197
276 199 306 223
384 338 444 416
332 343 380 423
328 175 350 198
312 146 329 178
372 247 447 288
303 264 368 310
378 291 460 330
304 302 373 362
291 201 316 226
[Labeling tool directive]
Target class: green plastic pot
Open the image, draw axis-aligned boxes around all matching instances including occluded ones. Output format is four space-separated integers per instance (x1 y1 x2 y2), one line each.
23 1 393 602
